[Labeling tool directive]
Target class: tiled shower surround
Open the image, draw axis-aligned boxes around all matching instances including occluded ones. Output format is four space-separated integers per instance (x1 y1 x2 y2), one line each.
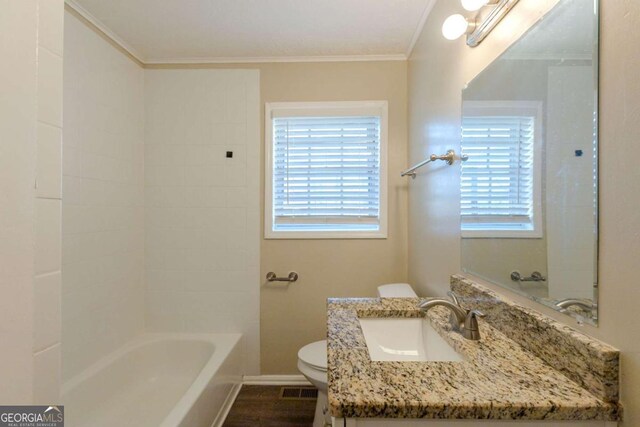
62 11 260 381
62 13 145 380
144 69 260 374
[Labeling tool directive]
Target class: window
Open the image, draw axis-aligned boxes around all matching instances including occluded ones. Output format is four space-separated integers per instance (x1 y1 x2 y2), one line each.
265 101 388 239
460 102 542 238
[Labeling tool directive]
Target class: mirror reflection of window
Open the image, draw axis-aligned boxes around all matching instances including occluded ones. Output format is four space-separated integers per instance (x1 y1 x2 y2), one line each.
461 102 542 238
459 0 599 324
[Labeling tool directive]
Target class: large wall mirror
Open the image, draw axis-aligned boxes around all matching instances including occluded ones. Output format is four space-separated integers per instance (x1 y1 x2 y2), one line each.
460 0 599 324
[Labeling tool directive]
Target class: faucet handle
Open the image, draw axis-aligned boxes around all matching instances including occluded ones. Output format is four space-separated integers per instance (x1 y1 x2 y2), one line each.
462 310 486 341
446 291 464 330
447 290 461 306
468 309 485 318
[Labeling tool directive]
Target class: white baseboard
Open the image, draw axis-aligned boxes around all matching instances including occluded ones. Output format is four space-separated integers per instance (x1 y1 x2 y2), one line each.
242 374 312 386
210 382 242 427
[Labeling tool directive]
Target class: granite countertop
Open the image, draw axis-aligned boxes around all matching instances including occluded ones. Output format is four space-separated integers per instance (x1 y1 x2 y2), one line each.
327 297 621 421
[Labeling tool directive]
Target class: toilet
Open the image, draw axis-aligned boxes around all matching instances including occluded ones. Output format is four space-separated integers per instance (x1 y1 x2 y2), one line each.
297 283 417 427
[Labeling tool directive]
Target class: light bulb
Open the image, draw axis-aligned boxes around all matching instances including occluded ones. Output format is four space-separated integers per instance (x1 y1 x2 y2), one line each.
442 14 470 41
461 0 489 12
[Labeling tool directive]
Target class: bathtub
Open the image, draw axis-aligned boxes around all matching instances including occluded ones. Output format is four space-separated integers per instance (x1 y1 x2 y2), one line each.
62 333 243 427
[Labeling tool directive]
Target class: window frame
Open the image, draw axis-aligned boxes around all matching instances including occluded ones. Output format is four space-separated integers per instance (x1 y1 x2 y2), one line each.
264 101 388 239
460 101 543 239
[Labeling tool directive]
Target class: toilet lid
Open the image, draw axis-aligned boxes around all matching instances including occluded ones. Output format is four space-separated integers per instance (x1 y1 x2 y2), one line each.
298 340 327 372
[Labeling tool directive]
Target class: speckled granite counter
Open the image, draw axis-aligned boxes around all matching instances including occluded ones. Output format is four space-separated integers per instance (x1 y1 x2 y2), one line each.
327 293 621 421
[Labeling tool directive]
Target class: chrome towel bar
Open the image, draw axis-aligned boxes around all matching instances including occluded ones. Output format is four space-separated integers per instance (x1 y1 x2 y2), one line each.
266 271 299 283
401 150 463 179
510 271 547 282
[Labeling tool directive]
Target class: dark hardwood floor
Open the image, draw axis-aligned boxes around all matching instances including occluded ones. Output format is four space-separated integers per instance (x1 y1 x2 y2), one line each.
223 385 317 427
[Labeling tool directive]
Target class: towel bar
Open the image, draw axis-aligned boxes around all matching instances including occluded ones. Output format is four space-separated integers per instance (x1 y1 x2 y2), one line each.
401 150 464 179
266 271 299 282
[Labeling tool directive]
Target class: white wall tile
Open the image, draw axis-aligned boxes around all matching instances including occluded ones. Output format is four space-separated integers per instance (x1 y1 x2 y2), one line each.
34 272 61 352
225 84 247 124
0 273 35 403
37 0 63 56
31 0 64 402
35 199 61 275
62 146 82 178
0 0 64 403
62 11 145 381
243 322 261 376
36 123 62 199
33 344 61 404
224 163 247 187
185 145 224 166
225 187 247 208
183 186 226 208
37 47 63 127
144 70 260 374
227 124 247 146
211 123 228 144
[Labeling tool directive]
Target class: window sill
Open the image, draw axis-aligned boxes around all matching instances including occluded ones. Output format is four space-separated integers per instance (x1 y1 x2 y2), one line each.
461 229 543 239
265 230 388 240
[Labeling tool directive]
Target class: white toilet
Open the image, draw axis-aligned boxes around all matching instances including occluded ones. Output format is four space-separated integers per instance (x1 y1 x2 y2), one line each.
297 283 417 427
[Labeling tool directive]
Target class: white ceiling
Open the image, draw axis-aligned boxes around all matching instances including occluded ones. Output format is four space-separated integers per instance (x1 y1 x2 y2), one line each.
69 0 435 63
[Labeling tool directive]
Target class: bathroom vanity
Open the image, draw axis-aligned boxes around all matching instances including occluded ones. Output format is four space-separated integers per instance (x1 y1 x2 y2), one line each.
327 276 620 427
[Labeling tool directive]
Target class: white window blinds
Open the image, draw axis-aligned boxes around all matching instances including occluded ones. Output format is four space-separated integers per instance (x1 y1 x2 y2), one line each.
461 115 537 234
272 116 381 232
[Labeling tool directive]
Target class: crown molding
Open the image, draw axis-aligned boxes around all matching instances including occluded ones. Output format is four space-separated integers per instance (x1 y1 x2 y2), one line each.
144 54 407 65
64 0 145 64
406 0 437 58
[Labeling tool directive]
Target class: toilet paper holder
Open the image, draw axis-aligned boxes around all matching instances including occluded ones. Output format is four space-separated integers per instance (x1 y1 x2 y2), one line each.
266 271 299 282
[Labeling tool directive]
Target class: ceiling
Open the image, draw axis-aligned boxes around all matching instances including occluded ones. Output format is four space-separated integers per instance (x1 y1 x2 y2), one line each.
69 0 435 64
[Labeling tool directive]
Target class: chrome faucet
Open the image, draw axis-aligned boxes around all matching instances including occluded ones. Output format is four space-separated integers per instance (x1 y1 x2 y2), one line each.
417 291 486 341
555 298 596 312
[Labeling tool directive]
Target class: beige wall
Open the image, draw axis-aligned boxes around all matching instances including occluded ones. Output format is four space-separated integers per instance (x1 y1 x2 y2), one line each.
256 62 408 374
148 61 409 374
258 62 408 374
408 0 640 425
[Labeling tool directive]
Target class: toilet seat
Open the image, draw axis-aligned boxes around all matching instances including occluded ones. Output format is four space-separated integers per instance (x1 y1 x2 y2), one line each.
298 340 327 372
297 284 416 427
377 283 417 298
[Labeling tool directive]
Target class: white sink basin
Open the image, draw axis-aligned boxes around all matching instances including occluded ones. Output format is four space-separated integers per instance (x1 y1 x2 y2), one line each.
358 318 463 362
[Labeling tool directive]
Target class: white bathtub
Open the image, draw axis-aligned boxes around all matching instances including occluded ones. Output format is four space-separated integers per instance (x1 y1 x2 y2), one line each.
62 333 243 427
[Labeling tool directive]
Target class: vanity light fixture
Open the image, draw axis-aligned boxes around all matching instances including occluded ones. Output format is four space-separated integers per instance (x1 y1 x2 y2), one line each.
442 14 475 41
442 0 520 47
461 0 498 12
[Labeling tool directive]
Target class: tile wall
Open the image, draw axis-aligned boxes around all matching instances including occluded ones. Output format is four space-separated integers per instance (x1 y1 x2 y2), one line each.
0 0 40 403
546 65 596 300
144 69 260 375
0 0 65 403
62 12 145 381
33 0 64 404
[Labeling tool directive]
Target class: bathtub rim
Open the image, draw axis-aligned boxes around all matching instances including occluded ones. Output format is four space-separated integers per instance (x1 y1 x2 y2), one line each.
62 332 243 426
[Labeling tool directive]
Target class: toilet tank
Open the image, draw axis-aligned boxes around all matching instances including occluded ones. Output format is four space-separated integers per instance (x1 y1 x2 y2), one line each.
377 283 417 298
